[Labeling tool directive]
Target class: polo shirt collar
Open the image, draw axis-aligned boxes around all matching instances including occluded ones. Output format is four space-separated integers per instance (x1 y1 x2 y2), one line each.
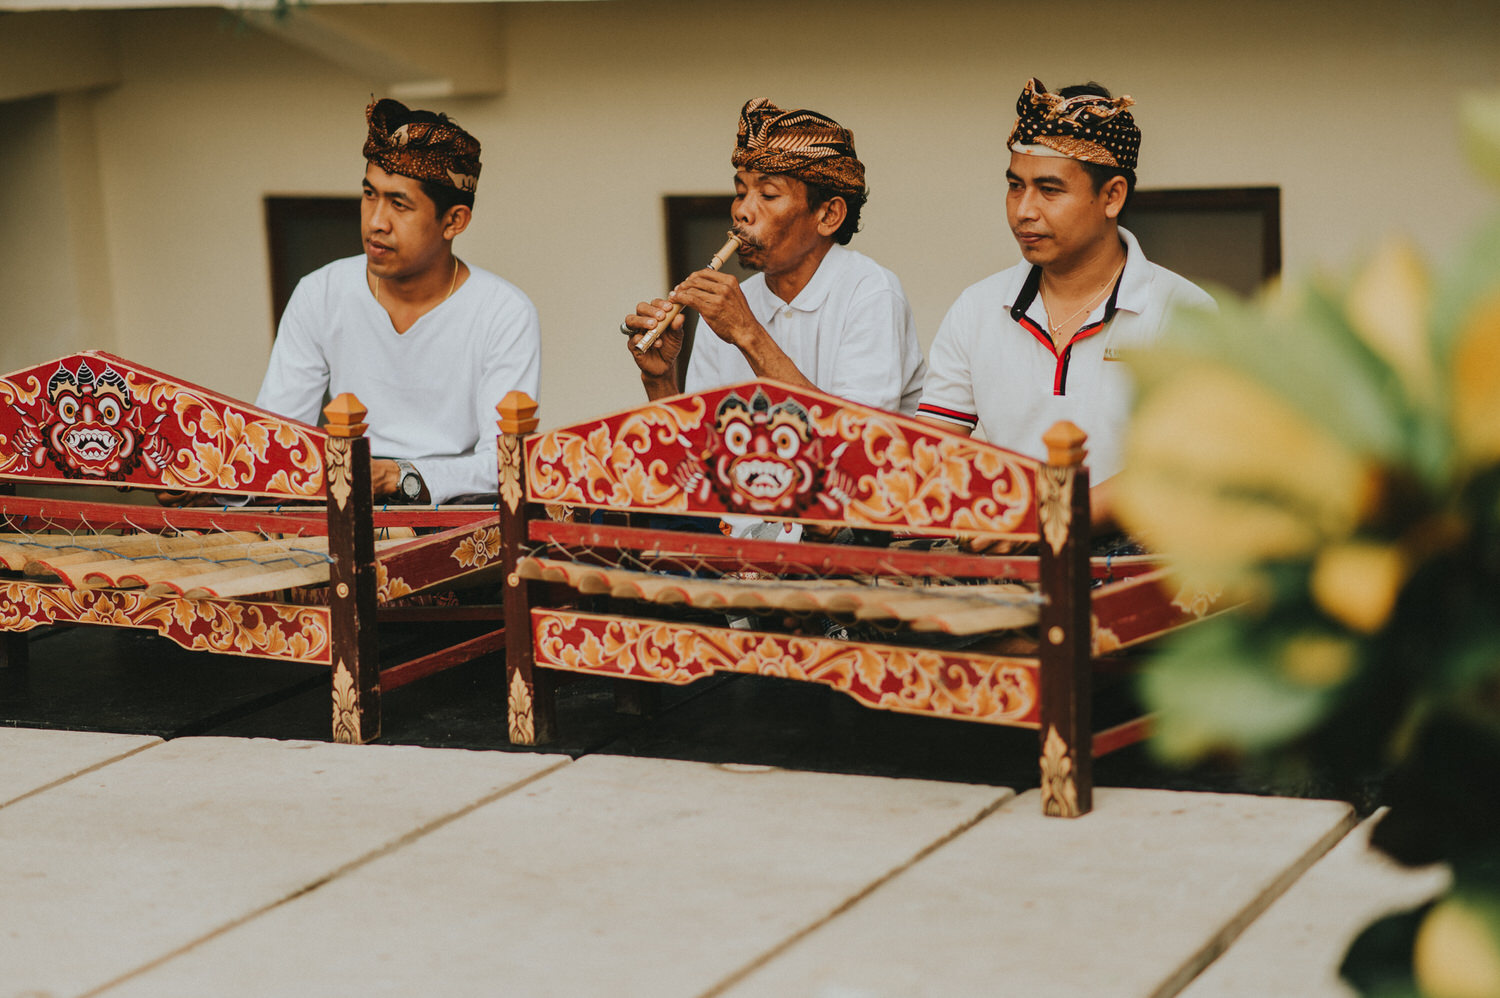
1006 225 1151 321
774 243 848 312
1113 226 1151 316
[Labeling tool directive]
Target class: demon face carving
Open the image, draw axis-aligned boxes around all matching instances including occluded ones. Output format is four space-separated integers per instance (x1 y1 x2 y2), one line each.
712 389 819 515
671 388 854 518
12 359 171 479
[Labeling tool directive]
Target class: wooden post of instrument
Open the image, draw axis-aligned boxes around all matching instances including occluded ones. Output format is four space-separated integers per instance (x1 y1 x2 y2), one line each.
1036 420 1092 818
497 391 556 745
324 393 381 745
633 232 742 354
0 480 27 684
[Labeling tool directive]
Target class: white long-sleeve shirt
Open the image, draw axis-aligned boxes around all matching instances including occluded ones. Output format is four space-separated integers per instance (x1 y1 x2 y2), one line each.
257 255 541 503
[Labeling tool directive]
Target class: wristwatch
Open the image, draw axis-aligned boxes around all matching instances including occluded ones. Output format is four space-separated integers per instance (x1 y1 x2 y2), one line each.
394 460 427 503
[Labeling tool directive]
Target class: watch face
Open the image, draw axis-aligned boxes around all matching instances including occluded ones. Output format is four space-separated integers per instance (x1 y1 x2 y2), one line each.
401 473 422 499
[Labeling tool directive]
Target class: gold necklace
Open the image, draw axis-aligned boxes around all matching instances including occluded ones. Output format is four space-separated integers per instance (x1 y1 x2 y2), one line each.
1041 258 1126 339
374 256 460 306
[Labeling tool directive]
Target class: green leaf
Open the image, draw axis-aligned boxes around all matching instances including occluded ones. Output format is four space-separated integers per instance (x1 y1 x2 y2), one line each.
1141 618 1337 762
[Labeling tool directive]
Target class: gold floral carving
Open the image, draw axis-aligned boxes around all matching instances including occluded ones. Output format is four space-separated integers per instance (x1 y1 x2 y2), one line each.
812 406 1036 536
453 527 504 569
532 610 1040 725
0 582 331 663
0 373 43 409
1040 725 1080 817
138 376 325 496
376 562 413 602
1170 579 1223 619
0 362 326 494
332 659 359 744
497 432 524 513
1037 465 1074 556
524 388 1038 536
508 669 535 744
325 437 353 510
526 398 709 508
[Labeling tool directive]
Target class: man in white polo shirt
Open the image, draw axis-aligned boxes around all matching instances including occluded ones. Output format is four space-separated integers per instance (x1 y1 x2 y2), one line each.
917 79 1212 526
622 98 926 416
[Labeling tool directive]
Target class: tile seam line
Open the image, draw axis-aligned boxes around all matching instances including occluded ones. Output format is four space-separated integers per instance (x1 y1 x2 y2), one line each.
0 738 162 811
75 754 575 998
695 786 1018 998
1148 804 1362 998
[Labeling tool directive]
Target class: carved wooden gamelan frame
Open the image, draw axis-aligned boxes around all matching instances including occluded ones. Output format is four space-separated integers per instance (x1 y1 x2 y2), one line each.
0 351 509 743
494 380 1224 817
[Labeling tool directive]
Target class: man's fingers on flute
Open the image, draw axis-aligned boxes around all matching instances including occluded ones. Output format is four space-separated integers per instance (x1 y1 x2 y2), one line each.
676 271 734 294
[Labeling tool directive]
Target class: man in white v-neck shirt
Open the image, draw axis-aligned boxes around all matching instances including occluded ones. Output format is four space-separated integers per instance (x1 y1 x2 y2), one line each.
917 79 1211 527
622 98 925 416
253 98 540 504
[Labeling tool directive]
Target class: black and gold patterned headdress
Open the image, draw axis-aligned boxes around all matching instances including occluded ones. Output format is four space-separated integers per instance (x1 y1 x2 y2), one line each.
1006 78 1140 171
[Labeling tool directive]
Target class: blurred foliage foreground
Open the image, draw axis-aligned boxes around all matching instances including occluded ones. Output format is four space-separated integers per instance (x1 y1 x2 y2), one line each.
1115 95 1500 998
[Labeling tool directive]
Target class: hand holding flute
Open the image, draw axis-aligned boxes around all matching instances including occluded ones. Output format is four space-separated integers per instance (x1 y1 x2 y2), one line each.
631 232 743 353
622 233 748 396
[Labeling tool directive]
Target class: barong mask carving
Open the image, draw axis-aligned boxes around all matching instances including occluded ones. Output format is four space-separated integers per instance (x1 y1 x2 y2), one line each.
0 352 325 497
13 359 169 479
676 388 852 517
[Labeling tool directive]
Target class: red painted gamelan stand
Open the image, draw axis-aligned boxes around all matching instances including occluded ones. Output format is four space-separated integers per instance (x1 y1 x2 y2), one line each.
494 381 1226 817
0 352 510 743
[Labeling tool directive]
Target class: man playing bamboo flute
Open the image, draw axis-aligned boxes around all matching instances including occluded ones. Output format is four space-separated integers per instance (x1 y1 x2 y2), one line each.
622 98 926 416
917 79 1212 526
256 98 541 504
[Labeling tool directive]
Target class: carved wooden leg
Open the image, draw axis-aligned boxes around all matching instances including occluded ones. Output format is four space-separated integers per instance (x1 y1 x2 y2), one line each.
497 391 556 745
505 629 557 745
325 395 381 744
1037 422 1093 817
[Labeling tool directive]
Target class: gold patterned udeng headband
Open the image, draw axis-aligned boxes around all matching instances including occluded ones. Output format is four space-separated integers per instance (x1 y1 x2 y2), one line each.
732 97 865 197
363 97 482 193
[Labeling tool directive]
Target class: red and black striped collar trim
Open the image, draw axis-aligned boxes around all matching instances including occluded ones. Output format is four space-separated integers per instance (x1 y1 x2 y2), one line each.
1008 263 1126 396
1009 264 1125 339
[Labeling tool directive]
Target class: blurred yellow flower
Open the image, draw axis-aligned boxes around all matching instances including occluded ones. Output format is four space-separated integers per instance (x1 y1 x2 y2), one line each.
1452 293 1500 467
1117 363 1377 580
1309 541 1410 635
1415 895 1500 998
1346 240 1436 405
1279 634 1358 688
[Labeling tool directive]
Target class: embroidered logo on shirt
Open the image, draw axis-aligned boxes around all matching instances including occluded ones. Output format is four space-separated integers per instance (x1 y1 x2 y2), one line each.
1103 347 1124 361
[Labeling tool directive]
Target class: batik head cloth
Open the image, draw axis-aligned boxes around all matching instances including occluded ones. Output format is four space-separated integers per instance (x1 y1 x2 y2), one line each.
363 97 482 194
1006 78 1140 171
731 98 865 198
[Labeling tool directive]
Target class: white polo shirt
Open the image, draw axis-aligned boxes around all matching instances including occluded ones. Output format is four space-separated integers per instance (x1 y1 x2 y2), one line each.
684 243 927 415
916 227 1213 482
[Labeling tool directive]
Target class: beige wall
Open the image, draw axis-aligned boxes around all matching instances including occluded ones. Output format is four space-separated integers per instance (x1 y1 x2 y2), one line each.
2 0 1497 429
0 90 117 374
